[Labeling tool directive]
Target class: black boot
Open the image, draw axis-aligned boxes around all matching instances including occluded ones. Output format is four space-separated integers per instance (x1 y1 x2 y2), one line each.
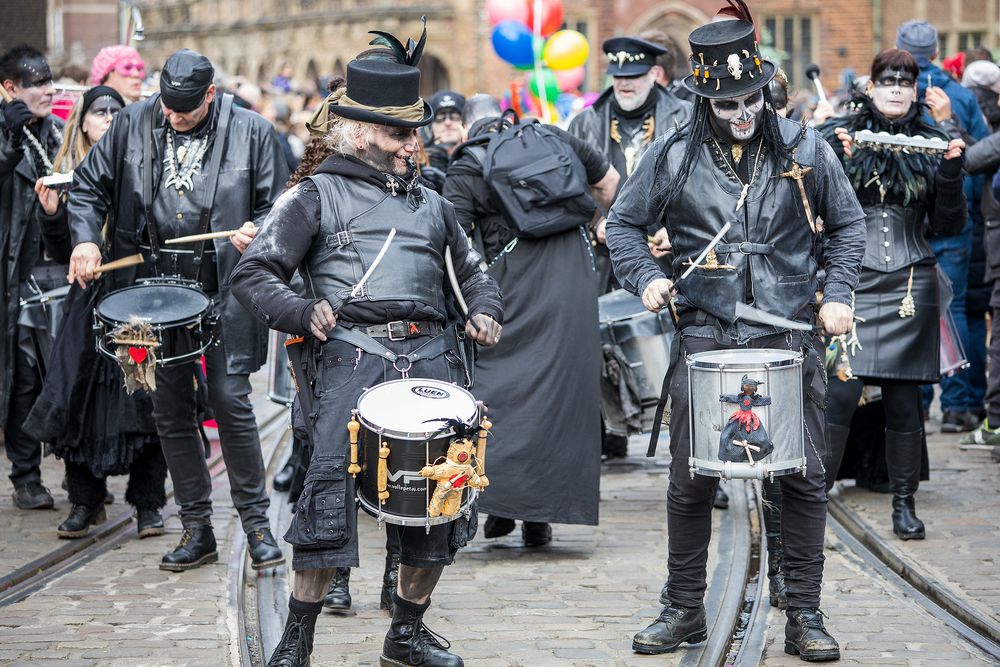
13 481 54 510
885 429 925 540
56 503 107 538
323 568 352 613
521 521 552 546
160 525 218 571
767 537 788 609
268 596 321 667
784 607 840 661
381 593 463 666
482 515 515 538
248 527 286 570
632 603 707 654
136 509 165 538
273 451 297 493
824 423 851 492
381 553 401 611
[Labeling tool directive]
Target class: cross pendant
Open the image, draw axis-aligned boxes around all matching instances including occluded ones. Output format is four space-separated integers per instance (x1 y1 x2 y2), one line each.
386 178 399 196
781 162 817 234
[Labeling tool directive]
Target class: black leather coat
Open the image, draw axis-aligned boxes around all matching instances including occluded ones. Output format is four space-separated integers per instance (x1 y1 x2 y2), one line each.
0 111 63 425
68 96 288 374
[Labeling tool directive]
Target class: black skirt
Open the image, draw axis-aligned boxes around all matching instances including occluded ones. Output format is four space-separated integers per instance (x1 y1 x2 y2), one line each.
848 263 940 382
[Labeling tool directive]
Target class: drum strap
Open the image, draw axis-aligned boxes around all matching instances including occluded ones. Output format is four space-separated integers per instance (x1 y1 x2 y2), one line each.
142 94 161 271
325 326 452 375
646 334 682 457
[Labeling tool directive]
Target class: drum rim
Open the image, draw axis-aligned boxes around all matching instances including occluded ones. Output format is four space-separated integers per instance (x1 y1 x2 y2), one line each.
357 489 477 526
95 282 211 327
356 378 479 440
686 348 803 370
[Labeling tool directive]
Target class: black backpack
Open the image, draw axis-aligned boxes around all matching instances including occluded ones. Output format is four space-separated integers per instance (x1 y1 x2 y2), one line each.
465 110 596 239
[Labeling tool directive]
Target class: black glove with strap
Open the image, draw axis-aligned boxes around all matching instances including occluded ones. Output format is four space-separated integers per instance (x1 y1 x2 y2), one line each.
2 100 34 149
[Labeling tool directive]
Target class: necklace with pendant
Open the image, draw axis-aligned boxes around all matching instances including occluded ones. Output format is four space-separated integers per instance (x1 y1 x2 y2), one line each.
712 138 763 211
163 129 208 192
21 124 62 176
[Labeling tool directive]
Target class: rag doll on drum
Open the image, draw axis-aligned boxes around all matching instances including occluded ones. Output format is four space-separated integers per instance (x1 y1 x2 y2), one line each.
230 25 503 667
605 2 867 662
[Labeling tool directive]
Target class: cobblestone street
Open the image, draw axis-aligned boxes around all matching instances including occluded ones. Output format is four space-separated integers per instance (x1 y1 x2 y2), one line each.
0 380 997 665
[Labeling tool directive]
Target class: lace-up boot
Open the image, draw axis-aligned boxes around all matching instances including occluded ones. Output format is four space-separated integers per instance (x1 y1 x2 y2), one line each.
381 552 401 611
159 525 218 571
631 603 707 654
767 537 788 609
57 503 107 538
380 593 463 666
323 568 352 613
784 607 840 661
268 596 321 667
248 527 286 570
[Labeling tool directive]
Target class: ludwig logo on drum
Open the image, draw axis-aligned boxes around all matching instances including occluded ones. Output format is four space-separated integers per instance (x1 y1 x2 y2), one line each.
411 386 450 400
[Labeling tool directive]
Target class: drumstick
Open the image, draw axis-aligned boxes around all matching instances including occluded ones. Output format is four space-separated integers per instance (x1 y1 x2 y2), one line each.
164 229 239 245
93 253 144 275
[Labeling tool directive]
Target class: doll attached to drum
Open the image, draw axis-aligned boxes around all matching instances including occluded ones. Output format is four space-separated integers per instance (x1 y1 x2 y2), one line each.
718 375 774 465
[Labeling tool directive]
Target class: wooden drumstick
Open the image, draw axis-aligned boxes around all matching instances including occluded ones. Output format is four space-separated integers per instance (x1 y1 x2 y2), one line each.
476 417 492 486
377 441 391 502
347 416 361 477
163 229 239 245
93 253 144 275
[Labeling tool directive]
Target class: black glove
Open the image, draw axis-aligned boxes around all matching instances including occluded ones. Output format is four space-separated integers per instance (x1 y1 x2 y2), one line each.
2 100 33 148
938 150 965 180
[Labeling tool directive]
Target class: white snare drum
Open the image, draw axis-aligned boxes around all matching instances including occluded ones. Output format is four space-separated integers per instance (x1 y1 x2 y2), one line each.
266 330 296 406
687 349 806 480
356 379 481 527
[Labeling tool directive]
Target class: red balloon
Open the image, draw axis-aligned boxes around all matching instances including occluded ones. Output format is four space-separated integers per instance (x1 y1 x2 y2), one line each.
526 0 564 37
486 0 529 27
554 66 585 92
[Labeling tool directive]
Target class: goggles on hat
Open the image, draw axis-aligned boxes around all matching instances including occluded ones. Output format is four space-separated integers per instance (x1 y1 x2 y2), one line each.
115 61 146 78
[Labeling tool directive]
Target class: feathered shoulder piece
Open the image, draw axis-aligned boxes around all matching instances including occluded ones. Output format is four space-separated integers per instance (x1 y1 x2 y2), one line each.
369 16 427 67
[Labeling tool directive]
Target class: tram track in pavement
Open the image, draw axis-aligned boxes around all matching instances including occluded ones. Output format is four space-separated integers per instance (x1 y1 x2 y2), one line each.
0 407 288 609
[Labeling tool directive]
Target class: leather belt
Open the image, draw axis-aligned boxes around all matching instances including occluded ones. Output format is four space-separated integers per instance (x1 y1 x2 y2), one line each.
716 242 774 255
363 320 443 341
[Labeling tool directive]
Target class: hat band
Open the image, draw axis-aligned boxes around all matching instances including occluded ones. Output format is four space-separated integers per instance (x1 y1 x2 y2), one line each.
307 88 425 136
689 47 765 92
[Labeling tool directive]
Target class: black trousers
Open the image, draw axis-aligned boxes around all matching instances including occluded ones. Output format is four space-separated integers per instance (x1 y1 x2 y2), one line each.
664 332 828 609
5 344 43 487
985 280 1000 425
150 339 270 532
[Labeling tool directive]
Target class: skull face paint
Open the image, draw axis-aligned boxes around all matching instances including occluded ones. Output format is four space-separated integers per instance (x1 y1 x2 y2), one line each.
867 68 916 119
709 89 765 143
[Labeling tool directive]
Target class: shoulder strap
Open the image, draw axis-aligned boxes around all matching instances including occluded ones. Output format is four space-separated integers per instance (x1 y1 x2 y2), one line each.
142 94 161 270
192 92 235 272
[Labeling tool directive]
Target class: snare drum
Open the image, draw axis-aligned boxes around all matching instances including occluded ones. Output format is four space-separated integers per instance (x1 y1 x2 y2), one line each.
687 349 806 480
18 284 72 371
939 309 969 377
598 289 676 433
266 330 296 406
356 378 480 527
93 278 217 367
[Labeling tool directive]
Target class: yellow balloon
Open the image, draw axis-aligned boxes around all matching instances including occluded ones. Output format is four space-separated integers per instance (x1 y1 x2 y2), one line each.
542 30 590 71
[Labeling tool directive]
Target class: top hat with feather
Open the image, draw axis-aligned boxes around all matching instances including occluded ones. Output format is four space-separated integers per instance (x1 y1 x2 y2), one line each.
682 1 776 99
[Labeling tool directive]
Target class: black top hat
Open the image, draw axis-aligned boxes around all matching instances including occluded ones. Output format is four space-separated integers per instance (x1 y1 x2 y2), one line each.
328 59 433 128
682 20 775 99
602 37 667 77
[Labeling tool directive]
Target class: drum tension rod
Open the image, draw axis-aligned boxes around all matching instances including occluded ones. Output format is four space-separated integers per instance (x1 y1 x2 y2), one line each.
347 413 361 478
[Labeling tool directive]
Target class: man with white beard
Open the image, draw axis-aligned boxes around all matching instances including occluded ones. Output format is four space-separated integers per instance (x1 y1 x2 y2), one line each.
569 36 691 460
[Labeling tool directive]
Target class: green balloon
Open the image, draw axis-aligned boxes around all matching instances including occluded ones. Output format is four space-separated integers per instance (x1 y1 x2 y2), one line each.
529 68 560 101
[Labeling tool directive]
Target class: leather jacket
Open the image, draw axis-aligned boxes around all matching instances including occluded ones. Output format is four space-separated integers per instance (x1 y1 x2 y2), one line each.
67 96 289 374
606 115 867 340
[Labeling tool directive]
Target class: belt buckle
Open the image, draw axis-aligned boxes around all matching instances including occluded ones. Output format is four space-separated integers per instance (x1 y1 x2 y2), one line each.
738 241 753 254
387 320 407 341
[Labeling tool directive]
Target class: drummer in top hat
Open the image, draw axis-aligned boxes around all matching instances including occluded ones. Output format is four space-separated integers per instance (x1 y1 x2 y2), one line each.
605 0 866 661
230 20 503 667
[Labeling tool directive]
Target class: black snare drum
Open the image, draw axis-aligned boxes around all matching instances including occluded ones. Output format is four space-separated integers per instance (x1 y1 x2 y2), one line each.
93 278 217 366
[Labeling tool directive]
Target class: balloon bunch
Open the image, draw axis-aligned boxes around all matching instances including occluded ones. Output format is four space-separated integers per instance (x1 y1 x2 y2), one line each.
487 0 589 122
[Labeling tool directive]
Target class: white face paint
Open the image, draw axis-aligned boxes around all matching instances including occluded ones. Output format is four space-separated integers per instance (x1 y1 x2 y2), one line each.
867 69 916 119
709 89 765 143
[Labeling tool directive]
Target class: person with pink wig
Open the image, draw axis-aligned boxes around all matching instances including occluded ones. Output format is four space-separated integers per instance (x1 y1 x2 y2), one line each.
90 45 145 103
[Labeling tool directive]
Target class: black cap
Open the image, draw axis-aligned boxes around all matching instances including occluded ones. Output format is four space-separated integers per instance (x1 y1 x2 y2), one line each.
602 37 668 77
160 48 215 112
428 90 465 116
682 20 775 99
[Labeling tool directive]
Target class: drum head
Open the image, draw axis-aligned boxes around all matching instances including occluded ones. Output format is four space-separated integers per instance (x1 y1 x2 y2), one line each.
357 379 478 440
96 284 211 326
688 348 802 370
598 288 646 322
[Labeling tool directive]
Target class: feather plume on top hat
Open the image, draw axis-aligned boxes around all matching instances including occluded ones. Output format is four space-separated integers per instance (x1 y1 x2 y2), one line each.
369 16 427 67
716 0 755 23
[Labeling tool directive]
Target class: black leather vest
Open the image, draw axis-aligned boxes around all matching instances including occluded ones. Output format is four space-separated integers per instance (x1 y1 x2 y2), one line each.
306 173 448 315
666 121 822 325
860 202 933 272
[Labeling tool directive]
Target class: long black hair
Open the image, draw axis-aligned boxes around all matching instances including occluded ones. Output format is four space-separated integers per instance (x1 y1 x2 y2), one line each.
652 84 802 218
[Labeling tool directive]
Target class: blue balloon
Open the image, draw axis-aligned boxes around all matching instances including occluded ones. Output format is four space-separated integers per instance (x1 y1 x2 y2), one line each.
491 20 535 69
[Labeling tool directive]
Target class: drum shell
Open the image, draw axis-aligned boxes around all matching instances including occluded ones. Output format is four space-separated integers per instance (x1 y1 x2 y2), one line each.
687 349 806 480
598 289 676 434
939 308 969 377
357 429 476 526
266 330 296 406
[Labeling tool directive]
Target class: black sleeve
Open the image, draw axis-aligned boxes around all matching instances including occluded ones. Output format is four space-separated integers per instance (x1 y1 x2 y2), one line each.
441 167 485 236
927 156 968 237
229 184 324 335
441 198 504 324
548 125 610 184
38 202 73 264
